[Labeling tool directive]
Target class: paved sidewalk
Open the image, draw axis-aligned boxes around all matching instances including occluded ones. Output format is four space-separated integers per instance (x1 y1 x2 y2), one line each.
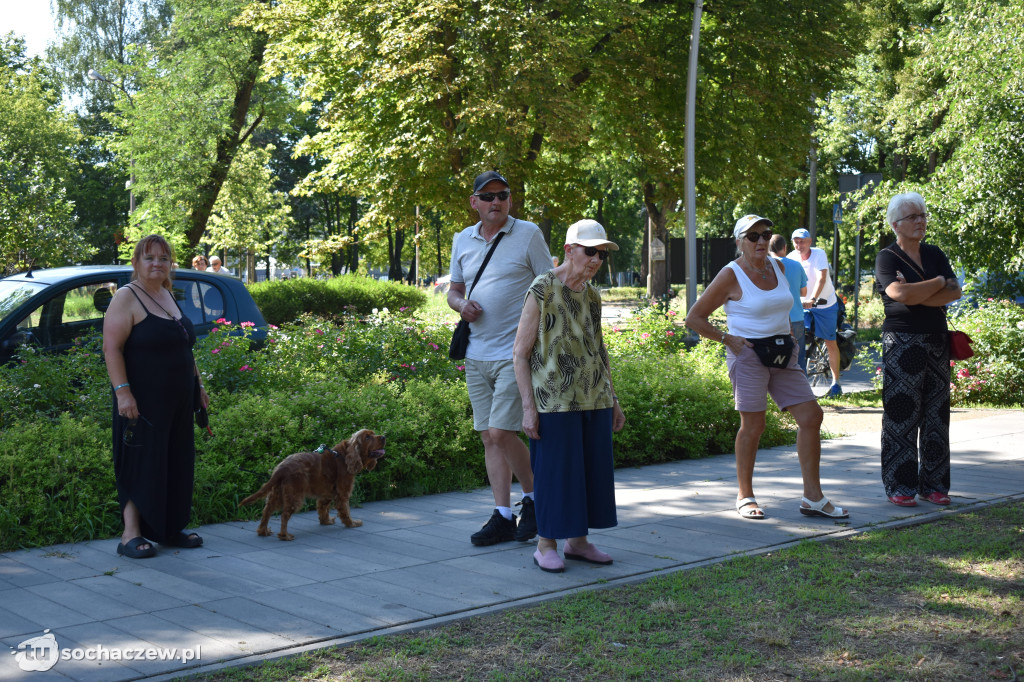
3 412 1022 681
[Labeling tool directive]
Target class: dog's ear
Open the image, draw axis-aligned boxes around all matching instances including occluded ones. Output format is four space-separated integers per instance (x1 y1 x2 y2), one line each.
344 441 363 475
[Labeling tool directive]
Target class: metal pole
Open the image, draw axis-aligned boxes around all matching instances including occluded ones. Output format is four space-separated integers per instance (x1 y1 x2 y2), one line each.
684 0 703 314
807 144 817 240
854 222 861 330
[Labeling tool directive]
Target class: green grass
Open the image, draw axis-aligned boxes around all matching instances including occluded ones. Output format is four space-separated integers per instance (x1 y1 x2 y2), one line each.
187 502 1024 682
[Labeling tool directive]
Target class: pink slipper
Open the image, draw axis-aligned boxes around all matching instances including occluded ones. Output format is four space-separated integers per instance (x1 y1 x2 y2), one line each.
563 540 613 565
533 548 565 573
920 492 951 505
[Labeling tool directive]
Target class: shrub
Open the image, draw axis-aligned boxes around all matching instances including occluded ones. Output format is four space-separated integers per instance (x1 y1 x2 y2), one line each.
604 300 688 357
855 298 1024 407
249 275 427 325
948 299 1024 406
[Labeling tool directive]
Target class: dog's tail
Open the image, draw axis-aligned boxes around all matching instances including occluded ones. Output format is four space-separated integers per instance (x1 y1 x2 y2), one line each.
238 479 274 507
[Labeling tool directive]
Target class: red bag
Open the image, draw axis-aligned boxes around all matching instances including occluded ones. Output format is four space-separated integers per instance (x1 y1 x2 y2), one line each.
948 329 974 361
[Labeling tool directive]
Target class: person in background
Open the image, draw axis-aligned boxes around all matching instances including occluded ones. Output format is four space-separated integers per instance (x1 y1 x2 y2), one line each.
448 170 552 546
209 256 233 275
103 235 208 558
513 220 625 573
875 192 961 507
769 235 808 369
191 254 209 271
685 215 848 521
788 228 843 396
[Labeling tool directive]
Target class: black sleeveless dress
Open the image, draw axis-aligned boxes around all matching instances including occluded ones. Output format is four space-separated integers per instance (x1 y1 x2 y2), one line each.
112 287 197 543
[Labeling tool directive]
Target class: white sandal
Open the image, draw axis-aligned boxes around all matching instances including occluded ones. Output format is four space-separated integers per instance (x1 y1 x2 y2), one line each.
736 497 765 520
799 496 849 519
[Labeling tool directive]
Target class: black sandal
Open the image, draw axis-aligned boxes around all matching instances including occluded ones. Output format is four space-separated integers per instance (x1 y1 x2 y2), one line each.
117 536 156 559
165 531 203 548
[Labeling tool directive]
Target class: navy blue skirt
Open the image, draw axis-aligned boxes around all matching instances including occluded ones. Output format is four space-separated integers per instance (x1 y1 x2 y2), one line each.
530 408 618 539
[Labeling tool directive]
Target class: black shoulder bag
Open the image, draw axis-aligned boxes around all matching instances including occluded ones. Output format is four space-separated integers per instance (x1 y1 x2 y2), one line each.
449 230 506 360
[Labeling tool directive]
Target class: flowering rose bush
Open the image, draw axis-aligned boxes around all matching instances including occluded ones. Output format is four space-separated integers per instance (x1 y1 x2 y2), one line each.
859 298 1024 406
604 300 688 357
948 299 1024 405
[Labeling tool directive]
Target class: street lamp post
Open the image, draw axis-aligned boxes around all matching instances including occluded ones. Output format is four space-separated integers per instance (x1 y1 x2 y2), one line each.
87 69 135 216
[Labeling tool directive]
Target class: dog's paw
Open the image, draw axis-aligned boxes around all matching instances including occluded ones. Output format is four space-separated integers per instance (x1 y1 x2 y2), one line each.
319 516 336 526
277 532 295 541
256 526 272 537
344 519 363 528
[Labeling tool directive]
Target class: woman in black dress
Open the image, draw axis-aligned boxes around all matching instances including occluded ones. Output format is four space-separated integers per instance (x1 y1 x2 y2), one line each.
875 193 962 507
103 235 209 558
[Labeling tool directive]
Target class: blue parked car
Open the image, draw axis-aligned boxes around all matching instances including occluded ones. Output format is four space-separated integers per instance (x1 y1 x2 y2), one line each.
0 265 268 364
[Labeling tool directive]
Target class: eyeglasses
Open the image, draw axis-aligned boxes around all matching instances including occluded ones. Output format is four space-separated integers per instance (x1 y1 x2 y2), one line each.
473 190 510 202
743 230 774 242
577 245 609 260
895 212 928 224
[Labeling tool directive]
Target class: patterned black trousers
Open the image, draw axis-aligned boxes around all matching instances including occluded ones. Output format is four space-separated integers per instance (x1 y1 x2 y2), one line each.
881 331 951 497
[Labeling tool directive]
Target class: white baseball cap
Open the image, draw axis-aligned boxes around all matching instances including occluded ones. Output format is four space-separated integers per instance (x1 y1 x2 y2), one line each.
791 228 811 239
565 220 619 250
733 214 774 240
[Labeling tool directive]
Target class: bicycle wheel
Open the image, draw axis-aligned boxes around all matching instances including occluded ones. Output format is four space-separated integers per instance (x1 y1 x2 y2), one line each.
806 338 831 387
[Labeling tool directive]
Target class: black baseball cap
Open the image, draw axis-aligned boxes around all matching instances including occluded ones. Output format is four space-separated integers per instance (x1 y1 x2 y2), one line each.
472 171 509 193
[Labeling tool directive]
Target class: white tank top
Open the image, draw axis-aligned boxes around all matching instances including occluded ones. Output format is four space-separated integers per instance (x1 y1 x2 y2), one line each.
723 259 794 338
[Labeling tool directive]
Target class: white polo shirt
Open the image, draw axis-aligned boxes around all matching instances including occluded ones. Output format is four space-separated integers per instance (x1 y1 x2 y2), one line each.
788 247 837 308
449 216 552 361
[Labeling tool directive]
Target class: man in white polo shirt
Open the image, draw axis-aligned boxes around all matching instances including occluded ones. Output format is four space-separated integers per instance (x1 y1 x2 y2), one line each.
448 171 553 545
788 228 843 395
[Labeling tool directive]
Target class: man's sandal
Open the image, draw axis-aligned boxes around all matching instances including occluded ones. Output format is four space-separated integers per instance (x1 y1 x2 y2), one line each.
736 497 765 520
799 496 849 519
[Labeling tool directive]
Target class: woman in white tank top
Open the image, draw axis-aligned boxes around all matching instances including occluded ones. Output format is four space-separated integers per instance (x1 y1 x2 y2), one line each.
685 215 849 521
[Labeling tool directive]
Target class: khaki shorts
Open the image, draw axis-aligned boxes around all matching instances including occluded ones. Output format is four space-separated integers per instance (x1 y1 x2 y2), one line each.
726 343 815 413
465 358 524 432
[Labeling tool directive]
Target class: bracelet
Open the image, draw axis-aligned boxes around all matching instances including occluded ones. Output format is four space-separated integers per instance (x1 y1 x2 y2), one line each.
720 331 727 343
113 383 130 391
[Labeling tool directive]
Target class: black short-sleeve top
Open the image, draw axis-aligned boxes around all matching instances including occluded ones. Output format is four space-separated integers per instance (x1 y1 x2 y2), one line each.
874 242 956 334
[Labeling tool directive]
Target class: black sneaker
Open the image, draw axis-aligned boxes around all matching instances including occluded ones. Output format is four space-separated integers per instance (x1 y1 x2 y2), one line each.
470 509 517 546
514 497 537 542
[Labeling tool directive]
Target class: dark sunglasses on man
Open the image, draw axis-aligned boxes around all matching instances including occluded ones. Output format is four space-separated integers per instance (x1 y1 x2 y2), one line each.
578 245 609 260
473 190 510 202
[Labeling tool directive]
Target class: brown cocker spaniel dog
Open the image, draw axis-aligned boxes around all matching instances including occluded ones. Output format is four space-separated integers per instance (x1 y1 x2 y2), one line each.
239 429 386 540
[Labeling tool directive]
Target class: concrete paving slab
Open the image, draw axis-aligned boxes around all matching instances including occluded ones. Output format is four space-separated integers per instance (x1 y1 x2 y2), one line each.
245 588 386 632
197 597 336 643
152 604 294 653
286 581 430 626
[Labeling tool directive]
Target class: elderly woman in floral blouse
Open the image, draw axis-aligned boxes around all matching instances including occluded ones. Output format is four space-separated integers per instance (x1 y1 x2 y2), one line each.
513 220 626 574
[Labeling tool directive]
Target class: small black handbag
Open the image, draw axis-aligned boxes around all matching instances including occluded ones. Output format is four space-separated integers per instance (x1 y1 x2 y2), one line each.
448 230 506 361
748 334 795 369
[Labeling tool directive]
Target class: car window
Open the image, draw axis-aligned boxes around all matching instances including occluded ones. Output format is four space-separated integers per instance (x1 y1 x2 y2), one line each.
173 279 225 326
0 280 45 318
18 281 118 348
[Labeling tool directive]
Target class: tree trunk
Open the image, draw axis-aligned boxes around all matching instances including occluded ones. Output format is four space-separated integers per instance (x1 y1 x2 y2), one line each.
186 31 268 248
642 182 675 298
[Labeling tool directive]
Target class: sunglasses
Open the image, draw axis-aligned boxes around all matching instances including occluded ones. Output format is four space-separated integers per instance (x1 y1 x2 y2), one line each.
474 190 510 202
122 414 153 447
743 229 774 242
578 245 609 260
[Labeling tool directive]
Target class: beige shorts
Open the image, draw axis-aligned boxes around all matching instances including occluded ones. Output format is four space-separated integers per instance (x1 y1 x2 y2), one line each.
465 358 524 432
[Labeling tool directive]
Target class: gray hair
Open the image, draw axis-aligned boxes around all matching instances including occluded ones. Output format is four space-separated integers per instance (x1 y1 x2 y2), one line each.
886 192 926 228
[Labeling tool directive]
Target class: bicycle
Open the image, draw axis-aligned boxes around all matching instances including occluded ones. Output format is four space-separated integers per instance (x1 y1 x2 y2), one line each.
804 298 857 388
